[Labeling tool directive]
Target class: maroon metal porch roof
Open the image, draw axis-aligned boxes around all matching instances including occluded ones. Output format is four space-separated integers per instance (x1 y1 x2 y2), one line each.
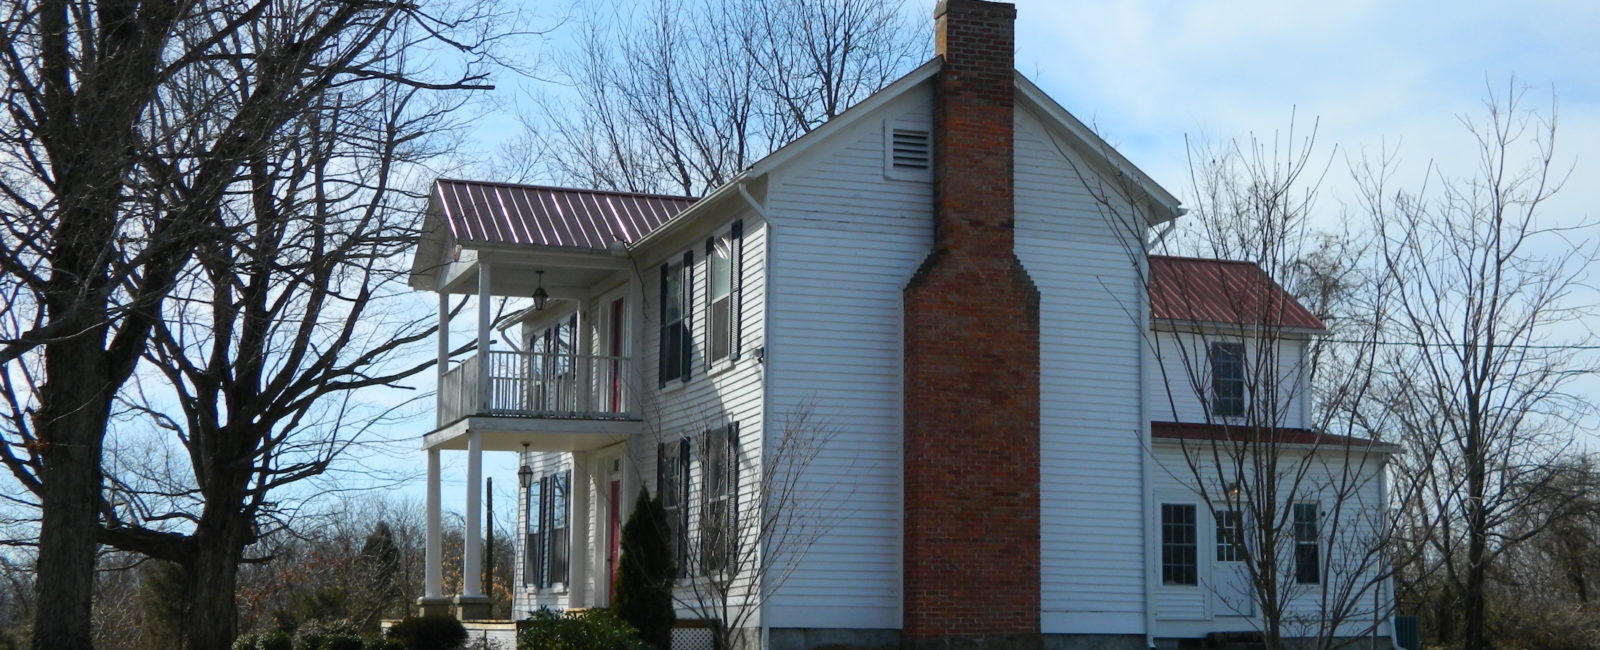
432 179 697 251
1148 256 1325 330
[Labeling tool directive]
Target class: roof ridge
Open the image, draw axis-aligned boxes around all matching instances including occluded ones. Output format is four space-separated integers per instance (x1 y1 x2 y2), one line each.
435 178 699 202
1149 254 1259 266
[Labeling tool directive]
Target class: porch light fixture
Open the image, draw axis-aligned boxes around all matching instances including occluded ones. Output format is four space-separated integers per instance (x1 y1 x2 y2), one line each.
518 443 534 489
532 270 550 311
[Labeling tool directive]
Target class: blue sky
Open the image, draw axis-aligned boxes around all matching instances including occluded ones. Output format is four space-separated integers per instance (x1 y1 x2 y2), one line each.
405 0 1600 519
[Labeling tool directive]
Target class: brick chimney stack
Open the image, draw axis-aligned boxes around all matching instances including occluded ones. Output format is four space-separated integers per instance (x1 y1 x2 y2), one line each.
903 0 1041 647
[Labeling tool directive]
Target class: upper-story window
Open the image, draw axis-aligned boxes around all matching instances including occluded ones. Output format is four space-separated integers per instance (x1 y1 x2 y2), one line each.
1209 342 1247 418
705 221 743 365
659 253 692 386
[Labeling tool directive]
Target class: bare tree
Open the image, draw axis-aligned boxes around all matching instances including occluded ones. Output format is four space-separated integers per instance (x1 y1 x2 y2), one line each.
0 0 495 646
503 0 925 195
1138 125 1412 649
1355 82 1598 650
660 404 836 650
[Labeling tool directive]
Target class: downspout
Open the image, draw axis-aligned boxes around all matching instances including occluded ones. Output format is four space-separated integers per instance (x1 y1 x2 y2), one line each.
1139 254 1157 650
738 179 774 650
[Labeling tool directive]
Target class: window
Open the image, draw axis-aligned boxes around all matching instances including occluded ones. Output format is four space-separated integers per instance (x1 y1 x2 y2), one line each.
1294 502 1320 584
524 469 571 588
1216 510 1245 562
531 314 577 410
658 439 690 571
524 475 542 586
700 423 739 573
1161 503 1198 585
659 253 693 386
547 471 570 585
705 222 743 364
1210 342 1246 418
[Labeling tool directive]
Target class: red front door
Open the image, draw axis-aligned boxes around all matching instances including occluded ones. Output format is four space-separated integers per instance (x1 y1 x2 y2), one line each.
607 479 622 597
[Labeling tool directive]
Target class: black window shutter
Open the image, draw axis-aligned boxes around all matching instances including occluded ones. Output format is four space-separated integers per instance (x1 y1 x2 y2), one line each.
559 469 572 584
681 251 694 381
538 474 550 587
678 437 691 569
656 442 666 495
730 220 744 360
728 422 740 551
658 263 669 387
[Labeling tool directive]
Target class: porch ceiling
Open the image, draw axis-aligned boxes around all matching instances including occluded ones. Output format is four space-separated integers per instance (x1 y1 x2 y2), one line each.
436 249 630 297
421 415 643 453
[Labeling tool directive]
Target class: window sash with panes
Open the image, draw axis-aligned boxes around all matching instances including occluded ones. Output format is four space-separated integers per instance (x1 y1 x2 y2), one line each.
659 439 690 571
659 255 692 386
1215 510 1245 562
546 472 570 585
1161 503 1199 585
1293 502 1320 584
700 424 738 573
524 470 571 588
1210 342 1247 418
705 222 742 365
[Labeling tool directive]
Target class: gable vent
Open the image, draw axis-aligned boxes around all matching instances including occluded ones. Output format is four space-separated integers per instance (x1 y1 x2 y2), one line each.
885 122 933 181
891 129 931 169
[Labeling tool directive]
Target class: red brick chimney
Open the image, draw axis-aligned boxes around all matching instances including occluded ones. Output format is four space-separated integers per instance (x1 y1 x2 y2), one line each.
903 0 1040 646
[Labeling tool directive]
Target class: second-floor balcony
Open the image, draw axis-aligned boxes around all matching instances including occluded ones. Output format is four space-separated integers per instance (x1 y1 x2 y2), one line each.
438 350 636 427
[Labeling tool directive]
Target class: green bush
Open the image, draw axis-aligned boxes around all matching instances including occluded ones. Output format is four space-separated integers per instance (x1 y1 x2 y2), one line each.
363 638 404 650
517 608 651 650
233 631 294 650
612 489 675 650
386 615 467 650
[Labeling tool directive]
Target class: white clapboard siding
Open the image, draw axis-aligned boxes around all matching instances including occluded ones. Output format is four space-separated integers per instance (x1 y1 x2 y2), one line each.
509 214 769 622
760 85 936 629
633 213 769 622
1147 331 1309 429
1147 443 1392 639
1014 108 1149 633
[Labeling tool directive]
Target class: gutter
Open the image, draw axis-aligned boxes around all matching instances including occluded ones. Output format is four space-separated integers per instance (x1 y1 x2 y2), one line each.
737 178 774 650
1139 256 1157 649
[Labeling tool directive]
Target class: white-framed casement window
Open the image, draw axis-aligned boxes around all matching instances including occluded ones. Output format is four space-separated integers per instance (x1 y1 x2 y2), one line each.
1209 342 1247 418
658 438 690 571
1161 503 1200 586
1293 502 1321 584
659 253 693 387
699 423 739 573
704 222 743 367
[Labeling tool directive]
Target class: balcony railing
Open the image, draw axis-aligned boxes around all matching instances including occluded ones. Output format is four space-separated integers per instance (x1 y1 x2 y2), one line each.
438 350 635 426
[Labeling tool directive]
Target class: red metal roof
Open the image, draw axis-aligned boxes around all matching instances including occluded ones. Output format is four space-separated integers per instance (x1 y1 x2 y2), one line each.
1149 256 1324 330
1151 421 1395 451
432 179 697 251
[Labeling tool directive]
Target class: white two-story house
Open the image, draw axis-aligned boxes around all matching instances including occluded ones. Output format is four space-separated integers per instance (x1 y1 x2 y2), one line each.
405 2 1397 648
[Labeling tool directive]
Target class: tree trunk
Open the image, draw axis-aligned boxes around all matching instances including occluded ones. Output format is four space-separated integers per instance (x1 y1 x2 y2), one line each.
31 337 112 650
182 533 245 650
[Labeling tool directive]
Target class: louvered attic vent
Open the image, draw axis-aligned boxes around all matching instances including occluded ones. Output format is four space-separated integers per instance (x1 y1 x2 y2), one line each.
892 129 931 169
884 124 932 181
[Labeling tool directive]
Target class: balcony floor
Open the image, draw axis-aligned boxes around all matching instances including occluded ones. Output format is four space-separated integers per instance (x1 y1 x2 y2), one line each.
422 415 644 452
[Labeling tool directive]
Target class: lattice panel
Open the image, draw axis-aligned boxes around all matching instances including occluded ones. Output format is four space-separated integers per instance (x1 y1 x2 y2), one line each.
671 626 715 650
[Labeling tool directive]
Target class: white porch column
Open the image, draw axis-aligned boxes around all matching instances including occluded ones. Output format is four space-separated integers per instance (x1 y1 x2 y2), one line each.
477 263 492 412
437 291 449 428
462 431 484 597
425 449 442 598
417 448 450 616
569 453 592 606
